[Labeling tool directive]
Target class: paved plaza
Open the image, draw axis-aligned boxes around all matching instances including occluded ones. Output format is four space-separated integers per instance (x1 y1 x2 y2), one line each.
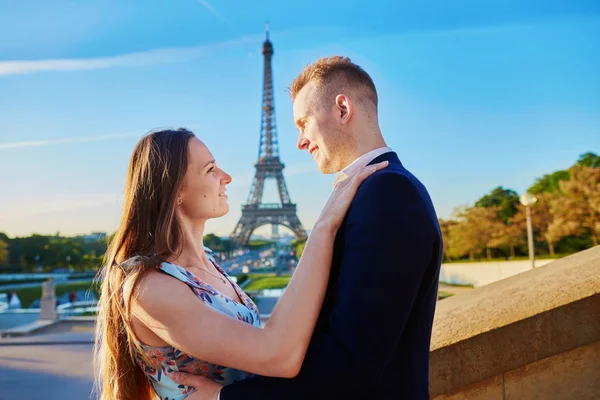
0 320 95 400
0 342 95 399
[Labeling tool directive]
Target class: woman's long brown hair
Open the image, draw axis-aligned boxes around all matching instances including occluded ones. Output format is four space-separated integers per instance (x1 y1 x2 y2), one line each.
94 128 195 400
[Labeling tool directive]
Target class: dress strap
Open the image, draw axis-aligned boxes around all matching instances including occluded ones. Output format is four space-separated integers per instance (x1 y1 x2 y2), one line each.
156 246 220 293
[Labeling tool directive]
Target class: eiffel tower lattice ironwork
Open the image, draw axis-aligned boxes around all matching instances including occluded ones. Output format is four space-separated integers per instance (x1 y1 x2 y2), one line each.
231 26 307 245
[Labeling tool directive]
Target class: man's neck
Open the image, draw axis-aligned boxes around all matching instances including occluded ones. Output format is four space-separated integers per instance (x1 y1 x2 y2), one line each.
342 133 388 171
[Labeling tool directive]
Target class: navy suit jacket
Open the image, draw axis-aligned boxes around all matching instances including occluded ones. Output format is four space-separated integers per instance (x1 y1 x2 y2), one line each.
221 152 443 399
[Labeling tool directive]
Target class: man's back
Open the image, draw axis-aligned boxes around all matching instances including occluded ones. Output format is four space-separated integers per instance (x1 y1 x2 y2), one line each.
221 151 443 399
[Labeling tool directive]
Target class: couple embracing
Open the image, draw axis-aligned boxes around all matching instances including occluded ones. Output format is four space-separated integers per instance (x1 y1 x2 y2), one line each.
95 56 443 400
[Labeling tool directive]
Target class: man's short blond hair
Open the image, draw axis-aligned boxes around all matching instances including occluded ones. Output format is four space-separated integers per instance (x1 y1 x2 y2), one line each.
289 56 378 108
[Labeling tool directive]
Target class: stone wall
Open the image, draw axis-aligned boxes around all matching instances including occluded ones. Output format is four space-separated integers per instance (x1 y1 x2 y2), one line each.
430 246 600 399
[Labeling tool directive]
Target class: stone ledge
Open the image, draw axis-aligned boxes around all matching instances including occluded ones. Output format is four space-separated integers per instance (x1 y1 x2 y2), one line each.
430 246 600 396
503 340 600 400
0 319 58 338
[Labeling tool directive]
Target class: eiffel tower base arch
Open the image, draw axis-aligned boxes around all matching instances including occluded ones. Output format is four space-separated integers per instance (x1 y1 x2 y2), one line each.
231 204 307 246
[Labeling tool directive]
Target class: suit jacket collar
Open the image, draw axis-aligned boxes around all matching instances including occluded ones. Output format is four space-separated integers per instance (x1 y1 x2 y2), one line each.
368 151 402 167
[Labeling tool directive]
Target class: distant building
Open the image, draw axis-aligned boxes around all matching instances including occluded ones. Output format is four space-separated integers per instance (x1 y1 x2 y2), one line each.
249 233 270 242
277 232 295 245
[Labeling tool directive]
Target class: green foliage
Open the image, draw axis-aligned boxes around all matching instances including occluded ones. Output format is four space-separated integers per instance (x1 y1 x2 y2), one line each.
2 234 105 272
577 152 600 168
0 238 8 267
444 151 598 261
528 170 570 194
290 238 307 260
439 281 475 288
528 152 598 195
438 291 453 300
247 273 276 279
474 186 520 223
0 278 47 286
203 233 221 248
243 276 291 291
5 280 100 309
247 240 274 250
235 274 249 286
554 235 595 254
203 234 233 254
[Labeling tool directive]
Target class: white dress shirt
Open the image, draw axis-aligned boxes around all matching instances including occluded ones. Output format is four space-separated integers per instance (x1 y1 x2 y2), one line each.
333 146 393 187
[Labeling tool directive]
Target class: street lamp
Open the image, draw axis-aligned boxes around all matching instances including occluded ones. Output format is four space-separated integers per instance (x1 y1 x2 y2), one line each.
520 193 538 269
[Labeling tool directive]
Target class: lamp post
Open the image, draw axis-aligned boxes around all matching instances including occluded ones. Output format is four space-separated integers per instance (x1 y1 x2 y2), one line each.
520 193 538 269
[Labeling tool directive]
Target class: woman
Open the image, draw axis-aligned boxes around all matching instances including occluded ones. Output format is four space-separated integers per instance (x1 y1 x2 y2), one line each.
94 128 387 400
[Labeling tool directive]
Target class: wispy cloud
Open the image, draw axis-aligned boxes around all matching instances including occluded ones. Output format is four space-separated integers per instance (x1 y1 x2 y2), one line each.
0 131 143 150
0 35 255 76
0 194 121 220
197 0 232 27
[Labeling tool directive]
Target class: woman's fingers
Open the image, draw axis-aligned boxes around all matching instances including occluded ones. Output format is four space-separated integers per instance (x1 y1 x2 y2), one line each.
352 161 389 186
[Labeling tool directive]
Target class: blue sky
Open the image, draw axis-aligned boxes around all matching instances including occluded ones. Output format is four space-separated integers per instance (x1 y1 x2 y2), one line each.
0 0 599 238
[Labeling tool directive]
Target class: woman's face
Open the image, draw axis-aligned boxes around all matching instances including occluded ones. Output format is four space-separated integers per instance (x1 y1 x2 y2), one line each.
177 137 232 221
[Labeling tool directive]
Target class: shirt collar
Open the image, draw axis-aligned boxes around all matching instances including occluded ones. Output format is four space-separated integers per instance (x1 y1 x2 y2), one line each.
333 146 392 187
342 146 393 177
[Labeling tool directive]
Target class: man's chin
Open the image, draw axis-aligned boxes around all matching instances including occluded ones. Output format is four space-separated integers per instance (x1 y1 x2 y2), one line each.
317 165 331 174
317 162 337 175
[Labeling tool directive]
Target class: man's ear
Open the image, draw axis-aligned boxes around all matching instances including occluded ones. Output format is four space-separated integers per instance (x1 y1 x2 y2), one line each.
335 94 352 125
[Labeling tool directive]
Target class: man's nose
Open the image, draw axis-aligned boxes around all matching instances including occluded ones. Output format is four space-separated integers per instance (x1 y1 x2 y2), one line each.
297 137 309 151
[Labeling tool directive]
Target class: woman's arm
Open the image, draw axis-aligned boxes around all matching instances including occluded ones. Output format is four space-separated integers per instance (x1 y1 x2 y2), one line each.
130 161 388 378
131 221 333 378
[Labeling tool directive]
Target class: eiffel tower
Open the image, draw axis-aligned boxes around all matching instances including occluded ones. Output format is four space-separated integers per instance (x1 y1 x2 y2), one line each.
231 26 307 246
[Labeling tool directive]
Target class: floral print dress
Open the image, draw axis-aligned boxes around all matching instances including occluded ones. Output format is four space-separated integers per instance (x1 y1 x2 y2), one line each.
127 249 261 400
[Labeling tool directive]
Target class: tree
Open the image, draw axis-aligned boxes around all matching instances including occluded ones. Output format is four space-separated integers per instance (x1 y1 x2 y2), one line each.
529 170 570 194
577 152 600 168
474 188 524 258
203 233 222 250
490 213 525 259
475 186 520 224
47 237 84 270
529 193 561 256
527 152 598 195
203 234 233 256
450 206 504 260
0 232 10 243
11 234 52 271
438 219 458 262
0 238 8 267
550 165 600 246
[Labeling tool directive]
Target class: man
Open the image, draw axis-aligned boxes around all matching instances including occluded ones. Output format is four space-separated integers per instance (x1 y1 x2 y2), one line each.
173 56 443 399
